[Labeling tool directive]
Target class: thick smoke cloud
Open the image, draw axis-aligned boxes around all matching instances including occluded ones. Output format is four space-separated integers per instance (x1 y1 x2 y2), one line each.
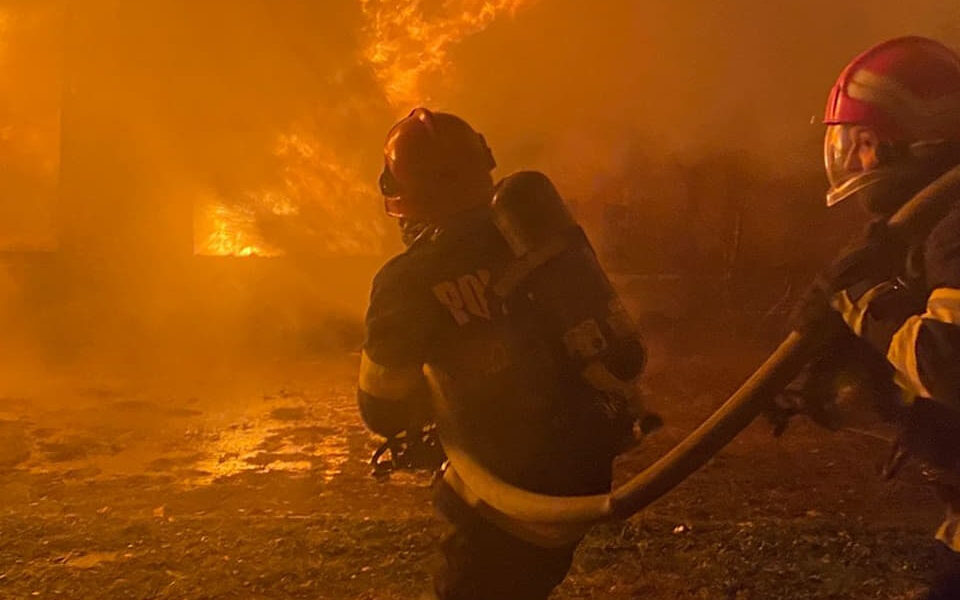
449 0 960 187
0 1 62 251
440 0 960 317
0 0 958 376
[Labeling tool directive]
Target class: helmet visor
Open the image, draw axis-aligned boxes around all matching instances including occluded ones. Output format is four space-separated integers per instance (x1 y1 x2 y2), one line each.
824 124 870 206
379 163 402 198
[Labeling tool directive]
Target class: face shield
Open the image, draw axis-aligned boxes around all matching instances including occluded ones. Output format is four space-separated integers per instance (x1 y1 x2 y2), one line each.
379 163 407 218
823 123 923 209
824 124 883 206
825 125 857 195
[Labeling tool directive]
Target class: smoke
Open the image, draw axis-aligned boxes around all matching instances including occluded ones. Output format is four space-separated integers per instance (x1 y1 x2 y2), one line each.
0 1 393 374
0 1 62 252
440 0 960 188
55 0 394 259
1 0 959 377
438 0 960 315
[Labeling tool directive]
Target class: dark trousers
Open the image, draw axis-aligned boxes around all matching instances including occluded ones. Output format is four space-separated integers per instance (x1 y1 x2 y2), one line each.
927 542 960 600
431 481 579 600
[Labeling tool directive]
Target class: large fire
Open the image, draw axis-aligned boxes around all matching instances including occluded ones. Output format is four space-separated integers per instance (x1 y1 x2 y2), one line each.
196 0 535 258
195 128 387 258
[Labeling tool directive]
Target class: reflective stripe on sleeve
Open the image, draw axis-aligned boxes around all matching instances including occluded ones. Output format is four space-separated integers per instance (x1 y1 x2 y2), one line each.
887 315 931 400
358 350 424 401
831 284 892 336
937 506 960 553
886 288 960 401
927 288 960 325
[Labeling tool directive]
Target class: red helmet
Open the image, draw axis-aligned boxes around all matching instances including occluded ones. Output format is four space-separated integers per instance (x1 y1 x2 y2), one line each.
379 108 496 221
823 36 960 206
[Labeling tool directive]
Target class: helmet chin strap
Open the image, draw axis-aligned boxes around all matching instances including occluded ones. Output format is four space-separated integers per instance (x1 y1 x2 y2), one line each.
398 218 432 247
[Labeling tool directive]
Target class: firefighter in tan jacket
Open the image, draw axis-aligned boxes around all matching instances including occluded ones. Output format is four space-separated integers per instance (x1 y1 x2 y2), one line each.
789 37 960 599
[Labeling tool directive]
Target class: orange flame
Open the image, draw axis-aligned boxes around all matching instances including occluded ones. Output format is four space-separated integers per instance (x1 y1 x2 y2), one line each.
268 129 386 255
198 0 534 257
360 0 535 109
195 129 386 257
195 198 283 258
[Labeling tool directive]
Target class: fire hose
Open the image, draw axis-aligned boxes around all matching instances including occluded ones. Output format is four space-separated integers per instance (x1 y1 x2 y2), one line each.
430 163 960 526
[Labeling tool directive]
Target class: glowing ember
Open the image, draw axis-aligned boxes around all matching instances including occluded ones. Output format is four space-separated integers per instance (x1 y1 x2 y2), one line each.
360 0 535 109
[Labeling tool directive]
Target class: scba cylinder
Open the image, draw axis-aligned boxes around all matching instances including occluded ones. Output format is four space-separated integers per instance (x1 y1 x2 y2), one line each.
490 171 646 393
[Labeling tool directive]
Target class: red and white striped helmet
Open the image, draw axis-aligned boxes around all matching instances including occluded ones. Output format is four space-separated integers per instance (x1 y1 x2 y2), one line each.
824 37 960 206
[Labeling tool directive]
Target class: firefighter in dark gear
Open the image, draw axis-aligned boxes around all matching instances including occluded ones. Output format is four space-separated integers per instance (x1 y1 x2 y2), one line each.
788 37 960 599
358 108 647 599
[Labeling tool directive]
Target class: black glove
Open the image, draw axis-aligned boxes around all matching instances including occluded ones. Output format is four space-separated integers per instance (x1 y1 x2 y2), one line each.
766 332 902 436
790 219 907 335
370 424 446 479
766 345 852 436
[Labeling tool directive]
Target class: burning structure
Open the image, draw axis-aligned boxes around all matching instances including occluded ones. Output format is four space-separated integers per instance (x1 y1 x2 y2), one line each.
0 0 554 375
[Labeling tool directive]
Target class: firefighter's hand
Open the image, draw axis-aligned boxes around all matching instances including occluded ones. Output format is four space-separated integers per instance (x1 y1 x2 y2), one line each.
764 352 854 436
765 379 844 437
767 335 903 437
370 423 446 479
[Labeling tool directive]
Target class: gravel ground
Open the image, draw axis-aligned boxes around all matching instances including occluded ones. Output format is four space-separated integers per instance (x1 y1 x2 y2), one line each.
0 339 945 599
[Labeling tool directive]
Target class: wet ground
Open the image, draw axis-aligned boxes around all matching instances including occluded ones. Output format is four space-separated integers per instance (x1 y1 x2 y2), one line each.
0 339 947 599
